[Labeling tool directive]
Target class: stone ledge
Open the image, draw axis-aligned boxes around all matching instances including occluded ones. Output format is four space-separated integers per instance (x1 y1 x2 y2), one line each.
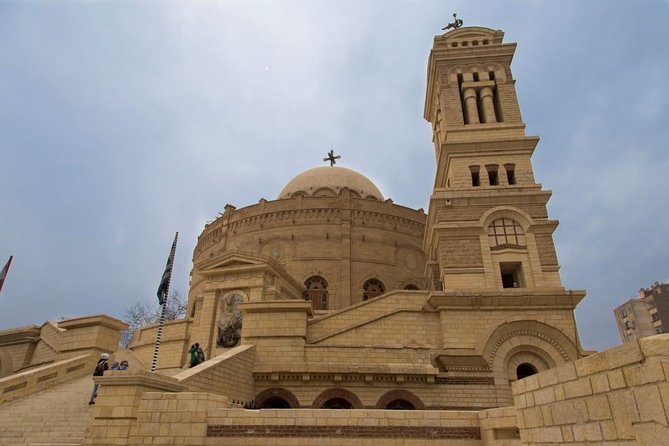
58 315 128 331
96 371 185 392
239 300 313 313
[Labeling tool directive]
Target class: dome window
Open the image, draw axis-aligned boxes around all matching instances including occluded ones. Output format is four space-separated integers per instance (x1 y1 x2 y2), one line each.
362 279 385 301
304 276 328 310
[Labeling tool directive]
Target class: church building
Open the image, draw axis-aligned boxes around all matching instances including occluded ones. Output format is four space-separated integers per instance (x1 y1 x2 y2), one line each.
1 24 668 446
131 24 587 410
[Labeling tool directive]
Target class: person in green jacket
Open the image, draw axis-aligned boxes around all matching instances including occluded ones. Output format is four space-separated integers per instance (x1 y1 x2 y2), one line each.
189 343 200 368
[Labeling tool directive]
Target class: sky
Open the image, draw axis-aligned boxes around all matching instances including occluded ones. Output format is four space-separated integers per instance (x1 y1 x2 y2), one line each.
1 1 667 352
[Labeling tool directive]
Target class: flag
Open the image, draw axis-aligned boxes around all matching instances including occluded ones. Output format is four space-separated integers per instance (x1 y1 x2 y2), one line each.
0 256 13 294
157 233 178 305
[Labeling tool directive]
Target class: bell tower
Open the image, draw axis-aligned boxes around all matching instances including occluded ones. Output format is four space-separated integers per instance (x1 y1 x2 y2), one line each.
423 26 565 293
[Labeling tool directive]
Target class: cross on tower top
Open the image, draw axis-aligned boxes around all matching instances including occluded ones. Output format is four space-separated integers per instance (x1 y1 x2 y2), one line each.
323 149 341 166
442 13 463 31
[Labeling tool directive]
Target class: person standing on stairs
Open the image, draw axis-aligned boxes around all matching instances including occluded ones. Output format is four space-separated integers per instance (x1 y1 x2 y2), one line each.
88 353 110 405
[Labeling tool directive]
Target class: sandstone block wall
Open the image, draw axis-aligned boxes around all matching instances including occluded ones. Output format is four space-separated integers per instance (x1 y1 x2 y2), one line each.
175 344 255 403
130 318 189 369
512 334 669 445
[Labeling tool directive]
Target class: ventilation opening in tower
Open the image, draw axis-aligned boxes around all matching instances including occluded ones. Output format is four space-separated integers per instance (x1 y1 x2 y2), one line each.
490 71 504 122
457 73 468 124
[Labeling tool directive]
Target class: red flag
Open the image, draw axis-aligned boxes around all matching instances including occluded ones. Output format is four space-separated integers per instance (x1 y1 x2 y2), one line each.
0 256 13 294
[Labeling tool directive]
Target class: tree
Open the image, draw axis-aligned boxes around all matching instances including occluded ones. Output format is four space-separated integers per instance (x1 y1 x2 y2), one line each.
119 290 187 347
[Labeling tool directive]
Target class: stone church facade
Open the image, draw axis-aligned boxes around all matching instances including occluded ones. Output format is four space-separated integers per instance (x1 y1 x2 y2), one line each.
128 25 587 410
2 26 668 446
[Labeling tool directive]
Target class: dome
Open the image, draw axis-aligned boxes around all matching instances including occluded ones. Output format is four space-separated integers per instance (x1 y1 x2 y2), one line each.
278 166 384 201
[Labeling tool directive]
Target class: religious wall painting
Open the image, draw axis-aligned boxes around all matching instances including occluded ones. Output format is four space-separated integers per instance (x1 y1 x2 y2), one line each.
216 292 245 348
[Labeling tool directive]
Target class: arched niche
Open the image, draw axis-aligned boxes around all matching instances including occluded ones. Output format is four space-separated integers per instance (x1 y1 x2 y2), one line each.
312 388 363 409
255 388 300 409
375 390 425 410
481 320 579 384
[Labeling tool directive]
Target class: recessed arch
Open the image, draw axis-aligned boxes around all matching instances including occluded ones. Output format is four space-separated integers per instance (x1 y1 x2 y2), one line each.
215 290 247 348
312 388 362 409
504 345 553 382
313 187 337 197
481 319 579 366
481 320 579 385
516 362 539 380
375 390 425 410
480 206 534 233
255 388 300 409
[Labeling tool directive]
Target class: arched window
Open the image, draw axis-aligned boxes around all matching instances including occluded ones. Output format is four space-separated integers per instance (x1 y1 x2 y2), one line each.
362 279 385 301
255 388 300 409
322 398 352 409
304 276 328 310
516 363 538 380
386 399 415 410
404 284 419 290
375 390 425 410
488 218 526 249
261 397 291 409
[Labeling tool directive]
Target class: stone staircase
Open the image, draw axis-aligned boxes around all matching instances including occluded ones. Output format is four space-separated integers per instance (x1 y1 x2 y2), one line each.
0 375 93 445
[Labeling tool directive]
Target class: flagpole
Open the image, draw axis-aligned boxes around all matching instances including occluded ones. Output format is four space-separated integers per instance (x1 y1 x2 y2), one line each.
0 256 13 294
151 233 178 373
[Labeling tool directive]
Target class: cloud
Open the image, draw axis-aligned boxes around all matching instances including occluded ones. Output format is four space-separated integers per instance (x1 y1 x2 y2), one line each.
0 1 667 352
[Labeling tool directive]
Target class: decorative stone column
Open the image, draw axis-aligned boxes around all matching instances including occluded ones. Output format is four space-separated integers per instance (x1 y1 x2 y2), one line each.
462 88 480 124
479 86 497 123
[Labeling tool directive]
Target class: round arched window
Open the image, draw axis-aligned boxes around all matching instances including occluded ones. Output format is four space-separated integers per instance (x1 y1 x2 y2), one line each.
322 398 353 409
304 276 328 310
488 218 526 249
516 363 538 380
261 397 292 409
363 279 385 301
386 399 415 410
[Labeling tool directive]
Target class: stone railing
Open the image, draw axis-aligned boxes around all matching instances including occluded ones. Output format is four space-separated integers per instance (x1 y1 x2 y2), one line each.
0 353 94 404
84 346 256 446
512 333 669 445
174 344 255 403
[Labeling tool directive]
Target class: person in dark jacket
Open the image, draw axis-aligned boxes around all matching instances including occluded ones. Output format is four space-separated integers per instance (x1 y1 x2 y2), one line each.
189 343 199 368
88 353 110 404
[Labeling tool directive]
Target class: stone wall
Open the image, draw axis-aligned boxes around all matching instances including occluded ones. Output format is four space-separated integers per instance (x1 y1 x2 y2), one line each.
175 344 255 403
0 315 127 376
129 318 189 369
512 334 669 445
126 394 483 446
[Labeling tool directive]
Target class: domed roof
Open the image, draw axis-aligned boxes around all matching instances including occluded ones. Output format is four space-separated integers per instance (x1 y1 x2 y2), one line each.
278 166 384 201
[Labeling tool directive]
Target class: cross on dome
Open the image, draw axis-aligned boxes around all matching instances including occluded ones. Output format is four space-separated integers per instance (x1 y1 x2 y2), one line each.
323 149 341 166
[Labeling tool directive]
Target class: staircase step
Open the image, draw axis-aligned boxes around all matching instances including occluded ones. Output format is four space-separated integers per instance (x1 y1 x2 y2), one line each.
0 375 92 445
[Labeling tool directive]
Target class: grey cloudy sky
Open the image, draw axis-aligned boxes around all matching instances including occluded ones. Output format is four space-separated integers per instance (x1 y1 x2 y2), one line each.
1 1 667 351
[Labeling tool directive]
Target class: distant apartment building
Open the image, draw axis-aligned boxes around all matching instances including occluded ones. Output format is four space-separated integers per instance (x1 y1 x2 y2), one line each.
614 282 669 342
